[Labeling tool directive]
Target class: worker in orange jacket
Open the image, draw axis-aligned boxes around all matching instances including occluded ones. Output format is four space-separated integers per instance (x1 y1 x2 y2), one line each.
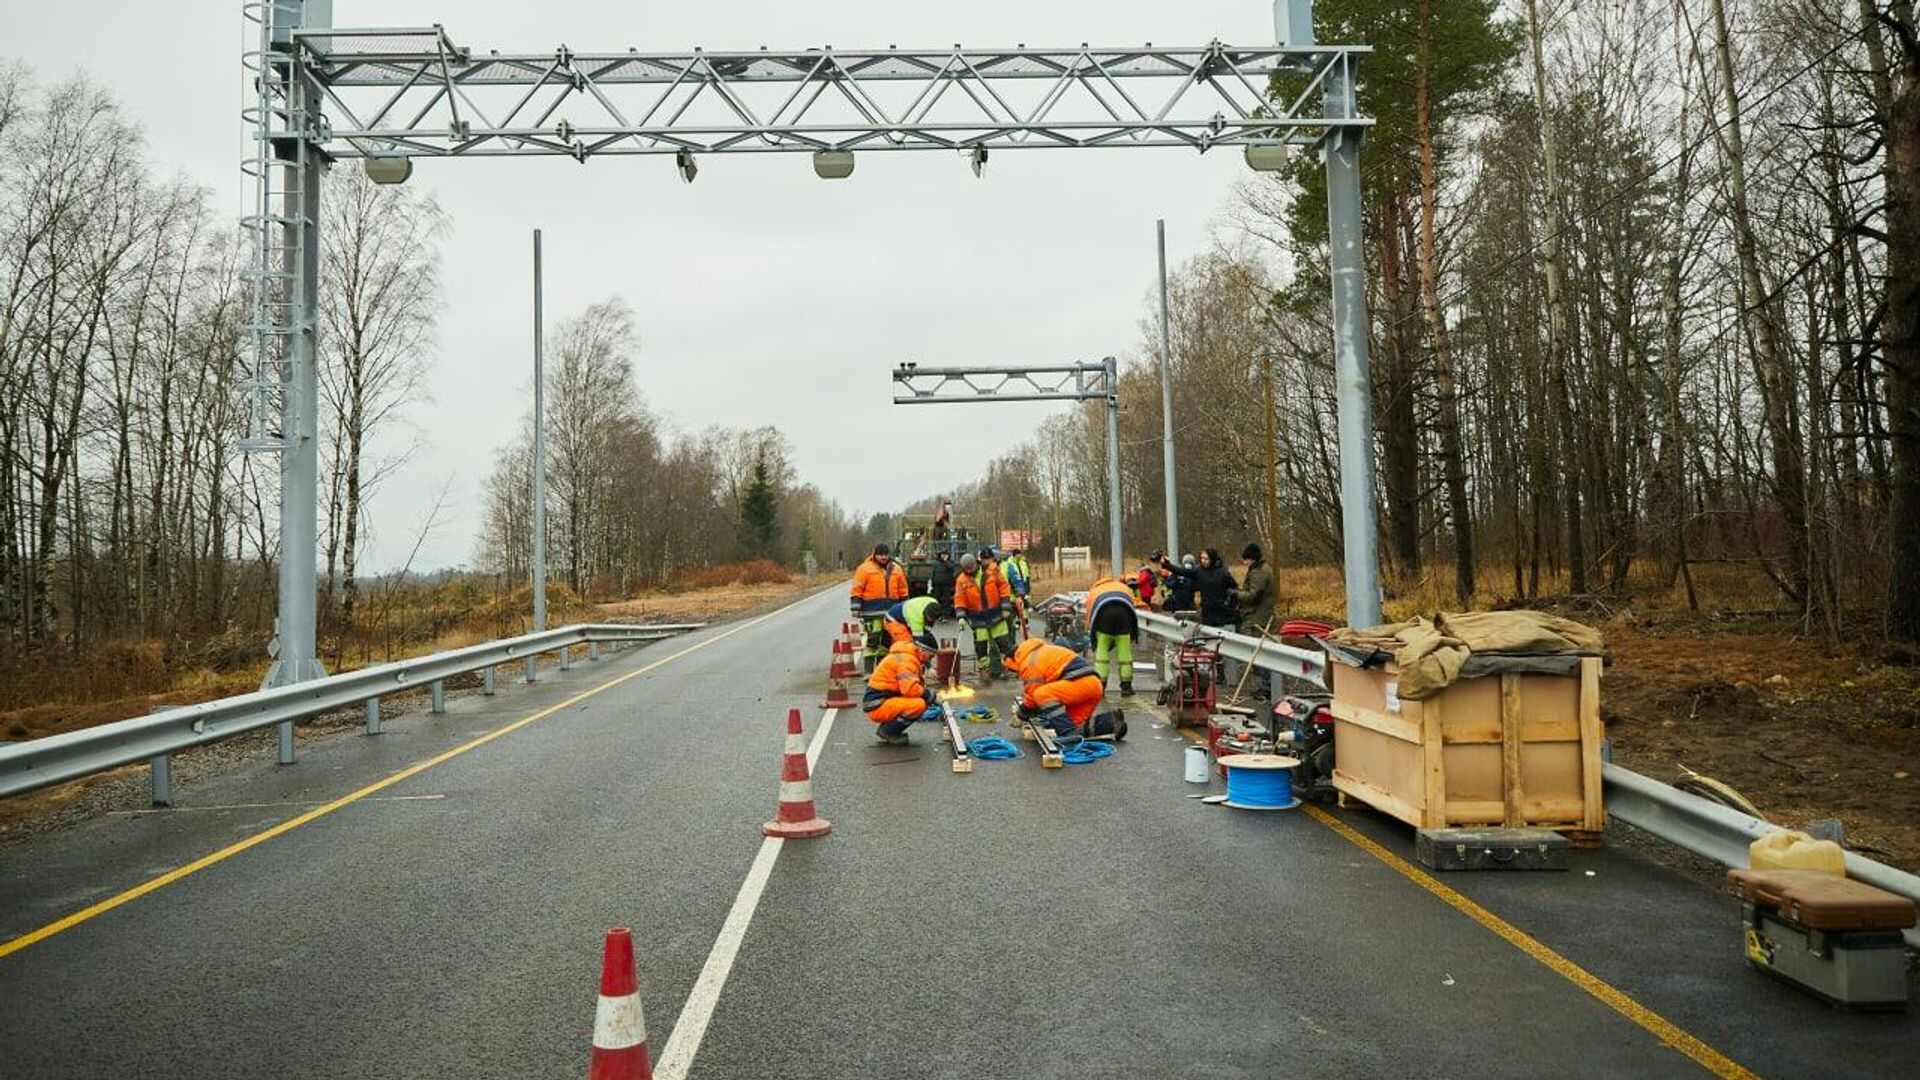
850 543 908 613
863 638 937 745
1006 638 1128 740
953 551 1014 679
850 543 909 669
1085 576 1142 697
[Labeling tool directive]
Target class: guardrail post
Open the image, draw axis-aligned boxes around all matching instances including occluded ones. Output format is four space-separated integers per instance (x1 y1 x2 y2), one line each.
483 666 496 695
559 644 573 671
588 641 600 661
278 721 295 765
525 656 538 684
430 680 446 714
150 754 172 807
365 697 382 735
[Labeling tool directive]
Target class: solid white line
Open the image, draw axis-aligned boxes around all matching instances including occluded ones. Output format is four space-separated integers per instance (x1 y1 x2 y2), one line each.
652 705 840 1080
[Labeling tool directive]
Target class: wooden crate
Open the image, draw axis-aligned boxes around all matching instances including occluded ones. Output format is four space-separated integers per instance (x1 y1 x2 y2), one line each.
1328 657 1605 834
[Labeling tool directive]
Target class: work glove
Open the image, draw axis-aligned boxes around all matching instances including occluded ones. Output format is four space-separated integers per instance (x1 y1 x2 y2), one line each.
1015 701 1037 721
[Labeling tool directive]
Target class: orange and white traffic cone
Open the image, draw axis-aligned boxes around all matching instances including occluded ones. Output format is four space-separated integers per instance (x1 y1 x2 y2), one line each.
588 928 652 1080
821 637 856 709
762 708 831 839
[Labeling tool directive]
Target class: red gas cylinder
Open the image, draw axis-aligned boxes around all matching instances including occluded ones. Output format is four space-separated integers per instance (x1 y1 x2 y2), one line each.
933 639 960 688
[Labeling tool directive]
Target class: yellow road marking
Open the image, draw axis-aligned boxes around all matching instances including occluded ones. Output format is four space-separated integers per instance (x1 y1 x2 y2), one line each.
0 594 825 962
1170 726 1758 1080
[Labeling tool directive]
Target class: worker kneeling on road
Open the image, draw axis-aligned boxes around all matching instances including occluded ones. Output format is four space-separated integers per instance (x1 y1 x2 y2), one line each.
1085 575 1142 698
864 638 937 746
1006 639 1128 741
954 552 1015 679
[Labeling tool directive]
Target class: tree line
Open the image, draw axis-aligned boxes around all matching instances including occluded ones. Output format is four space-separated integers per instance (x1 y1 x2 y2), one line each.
923 0 1919 641
0 63 864 667
472 297 872 592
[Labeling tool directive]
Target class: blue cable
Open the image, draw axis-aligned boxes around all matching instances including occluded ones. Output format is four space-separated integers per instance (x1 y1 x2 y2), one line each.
967 735 1023 760
1057 736 1117 765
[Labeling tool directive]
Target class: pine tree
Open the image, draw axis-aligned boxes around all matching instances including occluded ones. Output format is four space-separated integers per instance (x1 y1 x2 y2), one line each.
739 453 781 560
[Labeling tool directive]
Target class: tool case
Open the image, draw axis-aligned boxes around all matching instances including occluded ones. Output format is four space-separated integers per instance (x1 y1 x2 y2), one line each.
1726 869 1915 1012
1415 827 1569 871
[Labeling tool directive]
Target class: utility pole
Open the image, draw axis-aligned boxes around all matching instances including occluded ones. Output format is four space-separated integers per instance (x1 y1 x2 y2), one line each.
1262 351 1282 562
245 0 331 766
1307 1 1385 628
1104 355 1124 577
1157 220 1179 559
529 229 548 682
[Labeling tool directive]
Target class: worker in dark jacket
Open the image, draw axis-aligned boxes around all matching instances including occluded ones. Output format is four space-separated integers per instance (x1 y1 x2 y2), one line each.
930 551 958 618
1162 549 1237 627
1234 543 1276 633
1233 543 1277 704
1163 553 1198 613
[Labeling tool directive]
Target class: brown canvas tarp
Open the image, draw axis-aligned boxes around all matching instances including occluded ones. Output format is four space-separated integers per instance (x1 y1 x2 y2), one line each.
1326 610 1606 700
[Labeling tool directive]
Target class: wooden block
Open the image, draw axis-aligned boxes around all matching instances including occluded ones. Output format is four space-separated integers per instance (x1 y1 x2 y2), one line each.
1334 770 1423 828
1578 657 1606 831
1499 673 1525 827
1042 754 1063 769
1421 697 1447 828
952 758 973 774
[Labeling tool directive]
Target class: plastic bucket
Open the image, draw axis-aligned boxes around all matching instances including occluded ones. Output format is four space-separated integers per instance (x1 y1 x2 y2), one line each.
1184 743 1210 784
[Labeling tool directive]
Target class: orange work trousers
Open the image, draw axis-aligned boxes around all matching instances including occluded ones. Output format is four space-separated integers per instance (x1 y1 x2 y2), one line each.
1027 675 1105 725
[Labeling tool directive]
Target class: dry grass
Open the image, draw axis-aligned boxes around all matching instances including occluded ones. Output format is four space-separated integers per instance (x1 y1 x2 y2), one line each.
0 567 829 748
596 573 829 623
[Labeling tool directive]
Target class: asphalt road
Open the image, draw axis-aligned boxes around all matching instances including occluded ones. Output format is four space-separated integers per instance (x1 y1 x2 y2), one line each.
0 588 1914 1078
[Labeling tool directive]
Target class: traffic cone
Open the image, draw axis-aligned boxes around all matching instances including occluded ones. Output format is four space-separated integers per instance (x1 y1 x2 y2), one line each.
589 928 652 1080
762 708 831 839
822 636 856 708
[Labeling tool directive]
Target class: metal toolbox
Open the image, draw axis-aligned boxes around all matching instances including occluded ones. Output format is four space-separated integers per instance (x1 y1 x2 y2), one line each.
1415 827 1569 871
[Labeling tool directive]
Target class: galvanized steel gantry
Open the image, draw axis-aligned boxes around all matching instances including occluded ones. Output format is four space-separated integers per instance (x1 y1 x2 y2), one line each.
237 0 1385 718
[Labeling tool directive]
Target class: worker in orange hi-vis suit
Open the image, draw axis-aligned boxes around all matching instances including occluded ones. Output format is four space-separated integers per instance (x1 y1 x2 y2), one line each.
850 543 909 668
953 552 1014 679
863 638 938 745
1005 639 1128 741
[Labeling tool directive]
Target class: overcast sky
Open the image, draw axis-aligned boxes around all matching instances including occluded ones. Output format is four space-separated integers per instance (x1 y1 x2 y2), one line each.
3 1 1289 572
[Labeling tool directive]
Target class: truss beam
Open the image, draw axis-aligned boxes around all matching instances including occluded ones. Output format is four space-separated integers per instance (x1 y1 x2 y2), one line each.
284 31 1369 160
893 360 1124 576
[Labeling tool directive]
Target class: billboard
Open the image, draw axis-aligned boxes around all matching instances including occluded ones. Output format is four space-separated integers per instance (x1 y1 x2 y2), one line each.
998 529 1040 552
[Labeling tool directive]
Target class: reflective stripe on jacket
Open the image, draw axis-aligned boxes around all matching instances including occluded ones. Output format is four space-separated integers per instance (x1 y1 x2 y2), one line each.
953 564 1009 613
1010 641 1094 687
865 640 928 700
851 557 908 603
1084 577 1139 634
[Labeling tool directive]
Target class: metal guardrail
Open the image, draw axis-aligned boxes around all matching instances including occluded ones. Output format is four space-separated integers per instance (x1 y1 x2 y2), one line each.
1130 601 1920 945
0 623 702 802
1136 609 1327 686
1603 762 1920 949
